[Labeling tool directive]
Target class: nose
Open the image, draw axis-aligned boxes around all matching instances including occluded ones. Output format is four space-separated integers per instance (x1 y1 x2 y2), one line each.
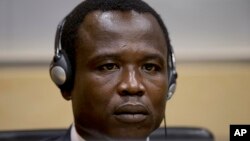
117 68 145 96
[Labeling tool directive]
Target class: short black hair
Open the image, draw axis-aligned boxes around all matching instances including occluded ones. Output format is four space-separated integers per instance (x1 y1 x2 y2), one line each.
61 0 172 87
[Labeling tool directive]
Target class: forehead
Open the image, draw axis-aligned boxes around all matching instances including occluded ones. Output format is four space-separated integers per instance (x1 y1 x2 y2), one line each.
83 10 156 36
76 10 167 58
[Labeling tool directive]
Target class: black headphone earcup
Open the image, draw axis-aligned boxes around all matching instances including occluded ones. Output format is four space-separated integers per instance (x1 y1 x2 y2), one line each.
49 51 72 91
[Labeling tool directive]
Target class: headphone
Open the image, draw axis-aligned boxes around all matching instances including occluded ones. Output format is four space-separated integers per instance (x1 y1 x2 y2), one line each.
50 18 178 100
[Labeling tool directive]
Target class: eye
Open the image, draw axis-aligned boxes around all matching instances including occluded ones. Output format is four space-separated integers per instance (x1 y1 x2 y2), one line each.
142 63 161 73
98 63 119 72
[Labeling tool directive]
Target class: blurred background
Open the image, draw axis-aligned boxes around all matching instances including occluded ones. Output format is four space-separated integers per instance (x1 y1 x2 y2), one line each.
0 0 250 141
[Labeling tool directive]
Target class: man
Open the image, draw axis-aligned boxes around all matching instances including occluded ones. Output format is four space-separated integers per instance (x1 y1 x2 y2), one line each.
49 0 177 140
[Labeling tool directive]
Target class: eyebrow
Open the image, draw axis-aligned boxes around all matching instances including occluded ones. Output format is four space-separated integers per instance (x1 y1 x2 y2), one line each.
86 53 120 67
88 53 120 62
142 54 165 61
141 54 166 65
88 52 166 65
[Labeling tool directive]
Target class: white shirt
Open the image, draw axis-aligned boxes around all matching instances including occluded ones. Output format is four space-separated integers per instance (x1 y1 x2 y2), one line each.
70 124 150 141
71 124 86 141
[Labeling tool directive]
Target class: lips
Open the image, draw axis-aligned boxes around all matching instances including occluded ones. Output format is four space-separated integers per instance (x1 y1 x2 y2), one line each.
114 103 149 123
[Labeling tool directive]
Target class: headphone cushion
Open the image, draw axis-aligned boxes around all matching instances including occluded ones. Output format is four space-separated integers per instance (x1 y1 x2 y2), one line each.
50 51 72 91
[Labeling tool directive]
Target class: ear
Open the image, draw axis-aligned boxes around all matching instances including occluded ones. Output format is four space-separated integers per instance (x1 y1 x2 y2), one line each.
61 90 71 101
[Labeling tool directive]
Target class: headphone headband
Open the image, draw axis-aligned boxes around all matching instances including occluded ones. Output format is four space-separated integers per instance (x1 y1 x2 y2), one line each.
54 19 66 57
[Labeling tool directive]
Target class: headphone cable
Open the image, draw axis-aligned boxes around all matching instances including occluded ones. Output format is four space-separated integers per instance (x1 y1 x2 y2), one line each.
164 113 167 139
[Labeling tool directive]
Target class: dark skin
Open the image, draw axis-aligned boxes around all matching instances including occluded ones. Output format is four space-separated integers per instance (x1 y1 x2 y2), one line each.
63 10 168 140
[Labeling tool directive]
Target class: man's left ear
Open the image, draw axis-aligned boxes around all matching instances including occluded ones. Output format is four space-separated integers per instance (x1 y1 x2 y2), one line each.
61 91 71 101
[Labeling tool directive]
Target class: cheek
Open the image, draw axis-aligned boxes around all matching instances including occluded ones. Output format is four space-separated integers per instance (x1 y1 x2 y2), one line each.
71 72 117 116
148 89 167 115
145 78 167 119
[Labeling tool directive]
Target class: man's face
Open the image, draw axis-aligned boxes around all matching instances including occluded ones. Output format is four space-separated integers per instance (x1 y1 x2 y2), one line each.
70 10 168 140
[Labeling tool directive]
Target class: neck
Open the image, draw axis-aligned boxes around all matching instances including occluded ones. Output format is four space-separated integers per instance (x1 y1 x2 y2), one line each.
74 124 149 141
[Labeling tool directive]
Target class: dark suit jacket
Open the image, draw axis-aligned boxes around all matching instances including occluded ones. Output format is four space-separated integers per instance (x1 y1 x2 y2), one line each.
41 127 162 141
41 127 213 141
41 128 70 141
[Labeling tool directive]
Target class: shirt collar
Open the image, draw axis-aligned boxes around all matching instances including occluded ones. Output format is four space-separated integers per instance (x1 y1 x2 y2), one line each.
71 124 150 141
70 124 86 141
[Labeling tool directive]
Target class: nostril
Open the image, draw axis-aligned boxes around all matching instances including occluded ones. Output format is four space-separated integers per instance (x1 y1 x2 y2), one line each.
136 91 144 96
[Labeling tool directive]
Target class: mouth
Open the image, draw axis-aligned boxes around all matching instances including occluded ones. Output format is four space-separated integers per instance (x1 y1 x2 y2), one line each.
113 103 149 123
